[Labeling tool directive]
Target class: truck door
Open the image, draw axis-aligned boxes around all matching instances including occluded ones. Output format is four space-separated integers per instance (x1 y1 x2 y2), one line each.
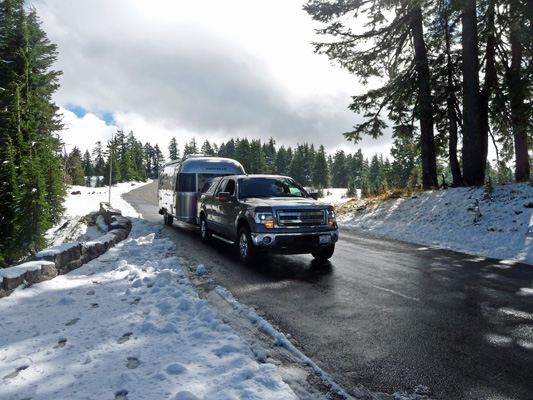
216 178 238 238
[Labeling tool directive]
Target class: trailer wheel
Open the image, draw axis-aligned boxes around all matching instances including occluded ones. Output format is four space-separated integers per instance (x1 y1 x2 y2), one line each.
164 212 174 226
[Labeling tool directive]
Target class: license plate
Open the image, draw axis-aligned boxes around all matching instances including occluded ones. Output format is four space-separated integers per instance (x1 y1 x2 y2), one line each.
319 235 331 244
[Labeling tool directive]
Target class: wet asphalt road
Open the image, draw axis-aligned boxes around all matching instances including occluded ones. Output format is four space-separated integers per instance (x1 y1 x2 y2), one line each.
124 181 533 399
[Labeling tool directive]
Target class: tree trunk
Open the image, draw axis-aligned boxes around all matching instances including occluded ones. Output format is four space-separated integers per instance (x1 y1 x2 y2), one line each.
411 7 437 190
509 0 530 182
444 4 463 186
479 0 496 181
461 0 485 186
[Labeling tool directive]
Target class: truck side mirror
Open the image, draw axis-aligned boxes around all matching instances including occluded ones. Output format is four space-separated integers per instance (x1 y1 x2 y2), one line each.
218 192 231 202
309 192 319 200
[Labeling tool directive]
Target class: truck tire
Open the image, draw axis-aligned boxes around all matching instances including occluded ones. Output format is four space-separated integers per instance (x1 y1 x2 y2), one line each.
200 215 212 243
312 244 335 262
164 212 174 226
237 226 257 265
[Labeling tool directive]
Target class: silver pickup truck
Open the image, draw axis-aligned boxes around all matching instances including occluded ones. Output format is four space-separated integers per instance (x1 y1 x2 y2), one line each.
197 174 339 264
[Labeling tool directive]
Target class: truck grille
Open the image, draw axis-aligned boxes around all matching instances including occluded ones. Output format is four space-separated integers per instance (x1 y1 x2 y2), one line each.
276 209 326 227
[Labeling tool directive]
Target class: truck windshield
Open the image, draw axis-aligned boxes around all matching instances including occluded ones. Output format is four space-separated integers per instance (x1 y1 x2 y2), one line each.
238 177 308 198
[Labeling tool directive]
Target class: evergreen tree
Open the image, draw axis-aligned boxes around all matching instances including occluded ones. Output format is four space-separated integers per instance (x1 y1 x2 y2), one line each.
0 1 64 265
218 139 236 159
235 138 251 172
312 145 329 188
262 137 277 174
275 145 291 175
330 150 347 187
168 137 179 161
103 138 119 185
305 0 438 189
201 140 215 156
66 147 85 186
183 137 199 156
143 143 154 178
288 150 306 185
92 141 105 176
390 138 419 189
0 138 19 265
83 149 94 186
249 139 268 174
152 144 165 178
14 150 50 259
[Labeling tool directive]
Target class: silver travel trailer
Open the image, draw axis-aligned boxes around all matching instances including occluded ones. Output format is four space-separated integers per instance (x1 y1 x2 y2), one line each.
158 155 245 225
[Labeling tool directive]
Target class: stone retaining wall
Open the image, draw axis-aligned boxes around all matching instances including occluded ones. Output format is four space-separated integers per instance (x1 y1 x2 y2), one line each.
0 202 131 298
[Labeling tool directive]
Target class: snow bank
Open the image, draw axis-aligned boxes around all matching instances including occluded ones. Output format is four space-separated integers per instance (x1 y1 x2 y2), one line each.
338 183 533 265
0 183 297 400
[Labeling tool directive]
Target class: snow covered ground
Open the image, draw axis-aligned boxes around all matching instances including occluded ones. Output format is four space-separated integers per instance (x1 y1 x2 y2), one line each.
0 182 303 400
2 180 532 400
331 183 533 266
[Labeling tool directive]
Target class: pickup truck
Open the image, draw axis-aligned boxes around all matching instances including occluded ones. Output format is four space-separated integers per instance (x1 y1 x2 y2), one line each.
197 174 339 264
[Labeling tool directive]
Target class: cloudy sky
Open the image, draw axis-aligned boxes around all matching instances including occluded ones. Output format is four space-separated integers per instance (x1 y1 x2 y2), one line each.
33 0 392 160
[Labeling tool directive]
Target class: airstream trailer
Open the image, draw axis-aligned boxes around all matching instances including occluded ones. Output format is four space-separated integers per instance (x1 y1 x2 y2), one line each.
158 155 245 225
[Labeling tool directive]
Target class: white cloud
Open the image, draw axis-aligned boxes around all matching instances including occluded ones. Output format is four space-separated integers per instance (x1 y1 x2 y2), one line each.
34 0 393 159
60 108 117 154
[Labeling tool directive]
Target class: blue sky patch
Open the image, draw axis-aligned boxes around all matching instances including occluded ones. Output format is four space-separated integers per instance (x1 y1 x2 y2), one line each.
66 105 87 118
100 112 116 126
65 105 116 126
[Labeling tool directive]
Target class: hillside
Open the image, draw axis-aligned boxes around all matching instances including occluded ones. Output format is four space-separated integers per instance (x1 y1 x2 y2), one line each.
328 182 533 266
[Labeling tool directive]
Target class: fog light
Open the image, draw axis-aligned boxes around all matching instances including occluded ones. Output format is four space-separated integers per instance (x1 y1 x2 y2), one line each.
263 236 272 244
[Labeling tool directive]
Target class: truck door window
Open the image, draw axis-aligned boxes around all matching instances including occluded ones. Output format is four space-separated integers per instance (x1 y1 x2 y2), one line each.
224 180 236 196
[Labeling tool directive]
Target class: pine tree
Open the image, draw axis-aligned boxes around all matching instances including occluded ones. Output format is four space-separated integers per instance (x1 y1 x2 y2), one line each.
312 145 329 188
0 1 64 264
288 150 306 185
153 144 165 177
14 150 50 259
201 140 215 156
262 137 277 174
305 0 438 189
235 138 251 172
168 137 179 160
0 138 19 266
83 149 94 186
275 146 291 175
103 139 119 185
183 137 199 156
330 150 347 188
92 141 105 176
66 147 85 186
249 140 268 174
218 139 236 159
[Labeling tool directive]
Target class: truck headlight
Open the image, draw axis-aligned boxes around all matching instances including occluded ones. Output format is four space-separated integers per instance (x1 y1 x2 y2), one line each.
327 207 337 227
254 212 274 228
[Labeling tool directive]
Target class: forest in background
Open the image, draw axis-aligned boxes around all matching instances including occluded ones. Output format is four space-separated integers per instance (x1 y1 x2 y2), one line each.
68 132 514 201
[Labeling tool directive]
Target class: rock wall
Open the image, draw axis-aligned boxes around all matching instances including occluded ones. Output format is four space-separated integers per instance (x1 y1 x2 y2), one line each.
0 202 131 298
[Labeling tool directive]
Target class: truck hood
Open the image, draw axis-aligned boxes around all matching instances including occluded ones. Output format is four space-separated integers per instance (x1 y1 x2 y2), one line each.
239 197 330 208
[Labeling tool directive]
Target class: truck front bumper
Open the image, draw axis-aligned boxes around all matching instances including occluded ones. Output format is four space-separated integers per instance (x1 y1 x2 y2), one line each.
250 229 339 253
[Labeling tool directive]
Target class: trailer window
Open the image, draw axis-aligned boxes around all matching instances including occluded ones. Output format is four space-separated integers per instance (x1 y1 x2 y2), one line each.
177 173 196 192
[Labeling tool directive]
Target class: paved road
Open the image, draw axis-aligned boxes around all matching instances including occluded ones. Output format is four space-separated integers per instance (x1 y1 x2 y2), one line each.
124 181 533 399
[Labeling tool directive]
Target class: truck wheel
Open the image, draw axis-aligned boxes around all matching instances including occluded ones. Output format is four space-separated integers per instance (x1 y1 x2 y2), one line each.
238 226 257 265
200 215 212 243
312 244 335 262
164 212 174 226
